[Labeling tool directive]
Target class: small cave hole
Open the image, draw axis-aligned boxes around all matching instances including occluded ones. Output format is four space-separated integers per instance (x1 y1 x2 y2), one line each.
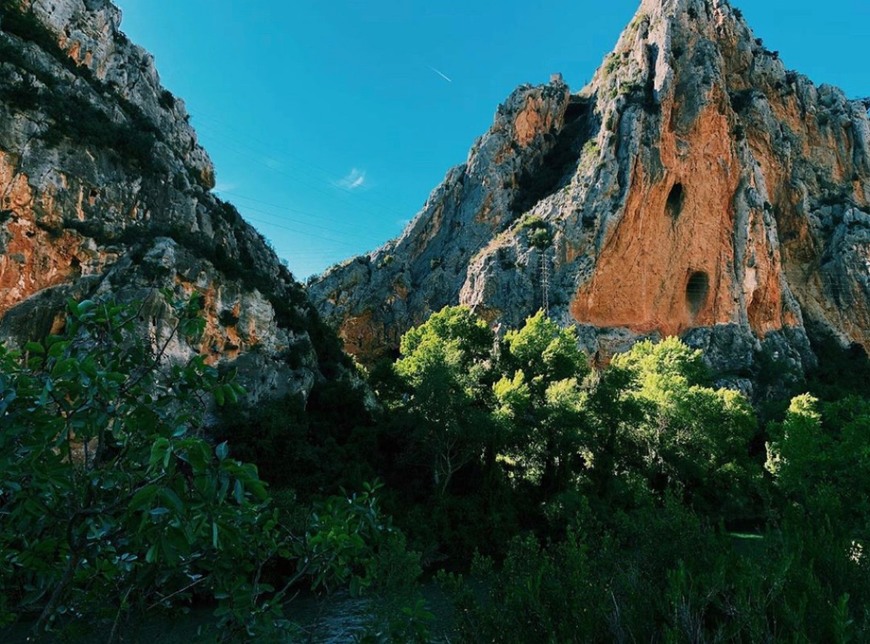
686 271 710 317
666 183 685 220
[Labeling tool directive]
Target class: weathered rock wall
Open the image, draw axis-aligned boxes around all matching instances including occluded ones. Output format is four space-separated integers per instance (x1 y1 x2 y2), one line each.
0 0 346 405
310 0 870 397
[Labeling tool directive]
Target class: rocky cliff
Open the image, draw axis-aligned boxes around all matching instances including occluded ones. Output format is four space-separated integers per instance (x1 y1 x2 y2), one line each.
309 0 870 396
0 0 347 405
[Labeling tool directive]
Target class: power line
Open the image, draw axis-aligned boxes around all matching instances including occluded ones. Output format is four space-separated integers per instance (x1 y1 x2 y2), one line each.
220 190 394 241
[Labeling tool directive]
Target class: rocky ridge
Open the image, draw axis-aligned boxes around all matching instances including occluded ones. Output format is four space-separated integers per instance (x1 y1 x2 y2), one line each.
0 0 346 405
309 0 870 397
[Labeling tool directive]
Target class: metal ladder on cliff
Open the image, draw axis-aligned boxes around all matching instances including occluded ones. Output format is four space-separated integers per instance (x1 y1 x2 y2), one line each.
541 250 550 317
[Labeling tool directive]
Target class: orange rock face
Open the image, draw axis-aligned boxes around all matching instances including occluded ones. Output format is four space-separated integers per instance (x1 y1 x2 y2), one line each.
338 310 383 363
0 153 102 316
514 95 559 147
570 90 797 340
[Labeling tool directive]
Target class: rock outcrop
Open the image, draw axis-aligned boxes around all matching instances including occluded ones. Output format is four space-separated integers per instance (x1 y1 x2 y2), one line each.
309 0 870 397
0 0 346 405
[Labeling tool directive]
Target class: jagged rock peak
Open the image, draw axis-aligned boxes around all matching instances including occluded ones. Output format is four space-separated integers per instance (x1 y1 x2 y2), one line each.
309 0 870 398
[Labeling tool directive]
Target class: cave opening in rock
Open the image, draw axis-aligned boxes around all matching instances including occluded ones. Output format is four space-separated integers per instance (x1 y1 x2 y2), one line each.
686 271 709 316
564 96 589 123
510 95 598 213
666 183 685 220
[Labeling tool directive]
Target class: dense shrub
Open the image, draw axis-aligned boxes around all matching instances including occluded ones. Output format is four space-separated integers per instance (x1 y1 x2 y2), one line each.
0 297 419 641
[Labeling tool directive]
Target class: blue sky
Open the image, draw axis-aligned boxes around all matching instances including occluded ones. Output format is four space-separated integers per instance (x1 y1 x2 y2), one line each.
115 0 869 279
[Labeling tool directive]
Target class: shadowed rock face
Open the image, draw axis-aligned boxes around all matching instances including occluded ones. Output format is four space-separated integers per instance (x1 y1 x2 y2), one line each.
0 0 346 405
309 0 870 397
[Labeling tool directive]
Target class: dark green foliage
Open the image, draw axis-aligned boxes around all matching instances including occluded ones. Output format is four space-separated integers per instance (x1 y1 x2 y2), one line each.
0 297 423 640
0 297 276 637
442 486 870 642
528 226 551 249
2 285 867 640
217 375 377 496
806 325 870 400
348 307 870 639
767 394 870 531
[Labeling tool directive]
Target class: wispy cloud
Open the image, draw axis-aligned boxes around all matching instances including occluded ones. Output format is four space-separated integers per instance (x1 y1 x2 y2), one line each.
336 168 367 190
428 65 452 83
212 182 237 195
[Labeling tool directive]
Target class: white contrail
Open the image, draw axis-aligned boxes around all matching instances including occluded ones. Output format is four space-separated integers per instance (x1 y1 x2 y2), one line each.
428 66 453 83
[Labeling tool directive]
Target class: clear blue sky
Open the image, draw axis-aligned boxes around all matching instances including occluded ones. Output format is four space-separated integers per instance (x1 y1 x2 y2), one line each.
115 0 868 279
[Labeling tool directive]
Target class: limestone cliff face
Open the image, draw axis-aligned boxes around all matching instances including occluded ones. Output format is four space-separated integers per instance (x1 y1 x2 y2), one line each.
311 81 578 362
0 0 345 404
309 0 870 396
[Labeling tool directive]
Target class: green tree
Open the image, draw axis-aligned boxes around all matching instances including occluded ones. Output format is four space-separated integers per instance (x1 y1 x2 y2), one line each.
496 311 590 495
394 306 495 497
0 297 287 638
767 394 870 530
612 338 758 519
501 310 587 393
0 296 420 640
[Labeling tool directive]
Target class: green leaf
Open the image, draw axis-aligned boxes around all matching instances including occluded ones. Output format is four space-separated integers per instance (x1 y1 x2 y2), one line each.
247 479 268 502
24 342 45 355
215 442 229 462
149 438 170 469
233 480 244 505
128 485 159 512
48 341 68 358
160 488 185 515
213 385 225 406
223 383 238 405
